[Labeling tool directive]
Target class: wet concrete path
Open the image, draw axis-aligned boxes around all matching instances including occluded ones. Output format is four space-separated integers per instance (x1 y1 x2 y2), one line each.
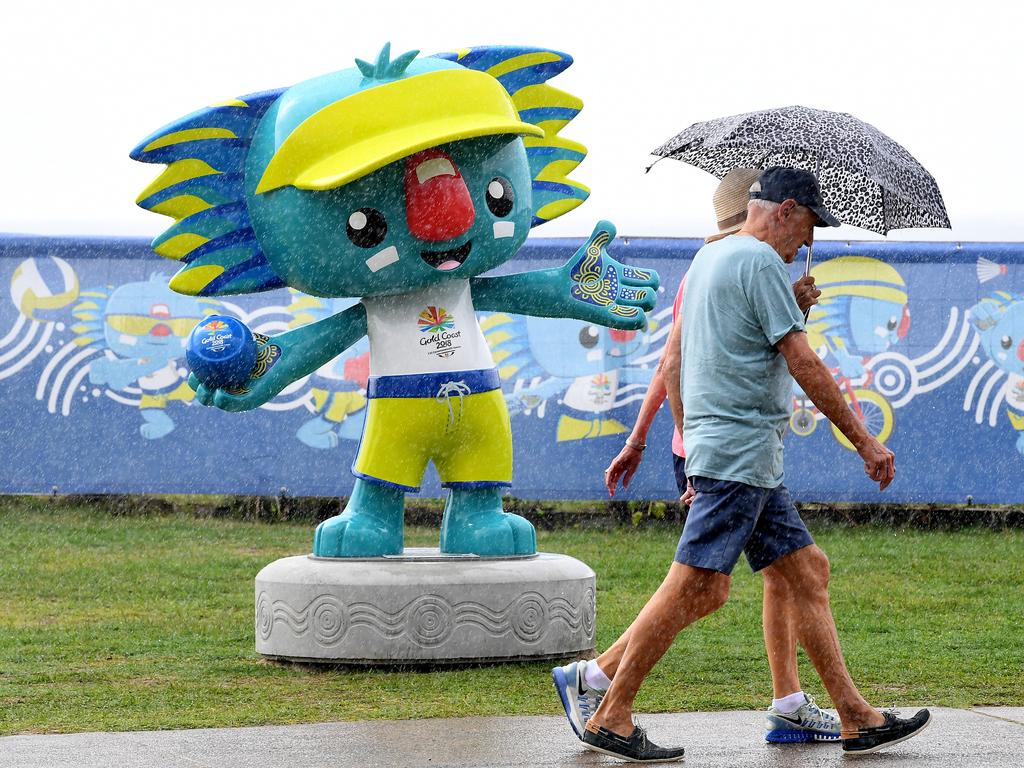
2 707 1021 767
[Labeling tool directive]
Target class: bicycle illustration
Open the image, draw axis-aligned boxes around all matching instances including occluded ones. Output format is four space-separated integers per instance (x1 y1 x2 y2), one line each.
789 367 895 451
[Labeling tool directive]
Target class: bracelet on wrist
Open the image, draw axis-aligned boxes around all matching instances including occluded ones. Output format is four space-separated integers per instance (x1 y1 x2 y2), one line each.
625 439 647 452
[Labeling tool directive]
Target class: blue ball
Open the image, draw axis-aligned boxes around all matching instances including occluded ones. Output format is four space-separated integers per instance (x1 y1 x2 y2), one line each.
186 315 258 390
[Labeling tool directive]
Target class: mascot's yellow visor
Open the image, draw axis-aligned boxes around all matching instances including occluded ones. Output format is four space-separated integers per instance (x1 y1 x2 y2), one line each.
255 68 544 194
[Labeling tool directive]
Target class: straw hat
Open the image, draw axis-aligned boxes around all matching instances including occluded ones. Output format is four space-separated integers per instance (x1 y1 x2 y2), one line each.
713 167 761 234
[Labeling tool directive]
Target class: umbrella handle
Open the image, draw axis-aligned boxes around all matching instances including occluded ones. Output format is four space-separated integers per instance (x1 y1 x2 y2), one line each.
803 153 821 320
802 243 814 320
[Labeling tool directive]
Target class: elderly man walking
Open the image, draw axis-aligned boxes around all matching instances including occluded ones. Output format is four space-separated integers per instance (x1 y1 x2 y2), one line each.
572 168 837 747
570 167 930 763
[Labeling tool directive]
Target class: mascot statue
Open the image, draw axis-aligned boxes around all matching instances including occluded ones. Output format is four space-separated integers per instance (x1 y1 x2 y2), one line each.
131 44 659 559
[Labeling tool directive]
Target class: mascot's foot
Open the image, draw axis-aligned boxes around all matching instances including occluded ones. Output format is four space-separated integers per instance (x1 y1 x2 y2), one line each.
440 511 536 557
297 417 339 449
313 512 403 557
140 409 174 440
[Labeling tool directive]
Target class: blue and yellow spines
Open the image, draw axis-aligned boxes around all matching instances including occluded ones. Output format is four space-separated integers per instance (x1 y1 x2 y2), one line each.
69 287 111 347
480 312 542 382
432 46 589 227
806 296 852 350
130 89 286 297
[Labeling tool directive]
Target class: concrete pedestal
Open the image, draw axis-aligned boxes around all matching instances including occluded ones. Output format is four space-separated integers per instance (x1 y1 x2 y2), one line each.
255 549 596 664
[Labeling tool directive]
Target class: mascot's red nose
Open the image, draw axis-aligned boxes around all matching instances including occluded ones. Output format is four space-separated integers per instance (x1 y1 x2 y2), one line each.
150 323 171 337
609 329 637 343
405 149 475 242
1017 338 1024 362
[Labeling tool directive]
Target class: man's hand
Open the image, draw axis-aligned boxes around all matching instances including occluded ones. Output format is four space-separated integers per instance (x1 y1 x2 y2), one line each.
604 443 643 497
680 478 696 506
792 275 821 314
856 434 895 491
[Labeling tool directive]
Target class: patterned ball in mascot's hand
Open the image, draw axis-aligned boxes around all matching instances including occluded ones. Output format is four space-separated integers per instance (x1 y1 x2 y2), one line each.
185 315 258 390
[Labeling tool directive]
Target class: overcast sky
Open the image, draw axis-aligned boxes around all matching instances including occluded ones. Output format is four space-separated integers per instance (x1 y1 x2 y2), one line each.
2 0 1019 243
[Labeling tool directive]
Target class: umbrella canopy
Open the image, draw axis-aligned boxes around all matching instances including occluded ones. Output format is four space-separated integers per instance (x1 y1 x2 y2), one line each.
651 105 951 235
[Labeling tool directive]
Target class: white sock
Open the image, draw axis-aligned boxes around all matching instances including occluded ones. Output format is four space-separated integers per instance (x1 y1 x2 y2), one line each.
583 660 612 691
772 691 806 714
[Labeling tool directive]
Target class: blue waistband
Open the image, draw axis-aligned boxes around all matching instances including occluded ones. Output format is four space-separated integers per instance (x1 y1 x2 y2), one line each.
367 368 501 399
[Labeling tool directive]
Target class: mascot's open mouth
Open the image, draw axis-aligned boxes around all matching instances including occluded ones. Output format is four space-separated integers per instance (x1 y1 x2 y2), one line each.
420 241 472 271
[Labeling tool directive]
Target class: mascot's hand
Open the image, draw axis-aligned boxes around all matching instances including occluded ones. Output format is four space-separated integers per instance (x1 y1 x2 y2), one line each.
505 378 562 415
88 357 113 386
89 357 137 390
837 351 865 380
188 337 284 412
560 220 659 331
505 391 543 416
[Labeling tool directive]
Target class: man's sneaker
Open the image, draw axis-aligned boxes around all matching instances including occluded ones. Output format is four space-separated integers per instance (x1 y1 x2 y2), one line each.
765 693 841 743
841 708 931 755
582 723 685 763
551 660 605 739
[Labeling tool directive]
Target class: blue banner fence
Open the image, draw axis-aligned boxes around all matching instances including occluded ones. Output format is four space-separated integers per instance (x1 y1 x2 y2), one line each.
2 235 1022 504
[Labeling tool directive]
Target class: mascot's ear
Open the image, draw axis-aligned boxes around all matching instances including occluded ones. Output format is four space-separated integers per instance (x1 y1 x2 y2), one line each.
130 89 287 297
430 46 589 227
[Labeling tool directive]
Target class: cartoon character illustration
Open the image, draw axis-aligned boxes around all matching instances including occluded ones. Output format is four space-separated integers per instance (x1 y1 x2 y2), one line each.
287 292 370 449
791 256 910 449
968 291 1024 456
131 44 658 557
483 312 659 441
75 274 215 438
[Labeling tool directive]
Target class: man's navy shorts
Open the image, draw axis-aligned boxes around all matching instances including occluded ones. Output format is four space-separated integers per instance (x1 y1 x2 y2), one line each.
674 475 814 574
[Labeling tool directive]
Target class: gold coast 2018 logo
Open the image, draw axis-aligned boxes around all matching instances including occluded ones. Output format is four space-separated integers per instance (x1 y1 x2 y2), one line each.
418 306 455 333
417 306 460 357
200 319 233 353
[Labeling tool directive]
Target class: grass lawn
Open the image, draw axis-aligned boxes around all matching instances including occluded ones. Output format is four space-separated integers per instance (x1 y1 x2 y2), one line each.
1 497 1022 734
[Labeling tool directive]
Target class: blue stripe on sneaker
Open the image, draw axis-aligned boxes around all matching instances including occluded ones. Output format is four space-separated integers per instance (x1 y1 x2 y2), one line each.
765 728 814 743
551 667 581 739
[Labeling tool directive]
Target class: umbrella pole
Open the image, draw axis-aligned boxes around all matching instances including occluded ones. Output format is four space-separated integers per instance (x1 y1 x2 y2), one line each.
804 152 820 319
802 242 814 320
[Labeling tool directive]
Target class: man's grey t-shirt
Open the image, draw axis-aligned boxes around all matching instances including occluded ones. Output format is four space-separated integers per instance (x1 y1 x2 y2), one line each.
680 235 805 488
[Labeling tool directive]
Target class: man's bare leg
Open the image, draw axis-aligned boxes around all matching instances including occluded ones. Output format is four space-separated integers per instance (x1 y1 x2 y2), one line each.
763 545 884 729
762 568 801 698
587 562 731 736
594 570 801 696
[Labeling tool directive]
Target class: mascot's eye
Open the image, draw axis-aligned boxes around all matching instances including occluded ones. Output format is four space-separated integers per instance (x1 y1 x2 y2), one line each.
887 316 898 331
1001 335 1013 350
485 177 514 217
346 208 388 248
578 325 601 349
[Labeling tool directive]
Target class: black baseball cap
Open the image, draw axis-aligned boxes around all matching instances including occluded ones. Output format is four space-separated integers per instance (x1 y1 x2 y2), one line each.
749 167 840 228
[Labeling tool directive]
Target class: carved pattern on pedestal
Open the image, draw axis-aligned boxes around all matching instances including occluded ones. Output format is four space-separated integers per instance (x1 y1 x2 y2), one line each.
256 588 596 648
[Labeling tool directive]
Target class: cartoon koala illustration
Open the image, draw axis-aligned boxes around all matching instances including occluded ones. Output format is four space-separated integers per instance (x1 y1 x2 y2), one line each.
969 292 1024 456
78 275 213 439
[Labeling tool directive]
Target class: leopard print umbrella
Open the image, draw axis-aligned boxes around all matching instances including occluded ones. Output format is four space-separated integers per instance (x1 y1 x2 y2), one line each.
651 105 950 234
